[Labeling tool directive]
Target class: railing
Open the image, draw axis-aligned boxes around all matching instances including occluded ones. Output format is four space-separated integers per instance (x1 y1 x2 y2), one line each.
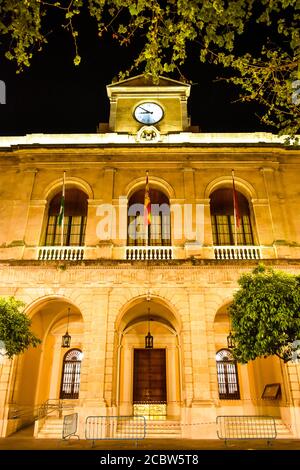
37 246 84 261
7 399 72 433
37 399 68 419
126 246 173 260
214 245 261 260
62 413 79 439
85 416 146 445
216 415 277 443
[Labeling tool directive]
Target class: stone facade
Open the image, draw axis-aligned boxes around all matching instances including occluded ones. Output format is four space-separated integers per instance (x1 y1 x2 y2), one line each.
0 75 299 439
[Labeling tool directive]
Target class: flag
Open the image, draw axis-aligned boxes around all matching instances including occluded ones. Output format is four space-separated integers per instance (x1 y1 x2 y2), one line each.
58 171 65 227
232 169 241 229
58 171 66 246
144 171 151 226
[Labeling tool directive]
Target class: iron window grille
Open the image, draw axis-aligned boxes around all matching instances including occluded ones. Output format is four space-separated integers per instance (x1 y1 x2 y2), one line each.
216 349 240 400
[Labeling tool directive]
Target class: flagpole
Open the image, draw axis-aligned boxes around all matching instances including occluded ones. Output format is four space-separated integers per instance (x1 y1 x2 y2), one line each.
232 169 237 246
61 171 66 247
144 170 151 247
146 170 149 247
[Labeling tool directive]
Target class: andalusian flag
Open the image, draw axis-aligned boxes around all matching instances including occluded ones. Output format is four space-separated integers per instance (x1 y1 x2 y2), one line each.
58 171 66 246
144 171 151 226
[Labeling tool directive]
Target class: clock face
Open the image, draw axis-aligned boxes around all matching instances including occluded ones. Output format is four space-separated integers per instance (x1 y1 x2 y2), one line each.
134 102 164 125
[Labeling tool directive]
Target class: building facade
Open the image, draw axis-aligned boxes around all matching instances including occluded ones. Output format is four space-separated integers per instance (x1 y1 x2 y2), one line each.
0 75 299 439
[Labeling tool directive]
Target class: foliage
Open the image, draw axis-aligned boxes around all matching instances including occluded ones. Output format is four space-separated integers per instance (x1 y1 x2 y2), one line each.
229 264 300 363
0 296 41 359
0 0 299 136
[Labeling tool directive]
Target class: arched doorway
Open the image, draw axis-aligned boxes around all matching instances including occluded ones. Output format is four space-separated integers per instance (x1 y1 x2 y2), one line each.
11 299 84 410
116 297 182 419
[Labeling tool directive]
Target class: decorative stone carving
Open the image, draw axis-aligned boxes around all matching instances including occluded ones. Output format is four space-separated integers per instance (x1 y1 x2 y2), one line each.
136 126 161 143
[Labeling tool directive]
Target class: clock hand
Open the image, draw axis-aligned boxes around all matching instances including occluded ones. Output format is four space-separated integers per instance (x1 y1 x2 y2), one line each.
140 111 153 114
139 106 151 113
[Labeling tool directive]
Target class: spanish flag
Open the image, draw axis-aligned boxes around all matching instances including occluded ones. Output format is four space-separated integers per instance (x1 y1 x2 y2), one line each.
232 169 241 229
144 171 151 226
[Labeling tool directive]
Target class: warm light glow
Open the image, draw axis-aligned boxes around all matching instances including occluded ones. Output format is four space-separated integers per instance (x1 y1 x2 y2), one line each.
0 131 295 148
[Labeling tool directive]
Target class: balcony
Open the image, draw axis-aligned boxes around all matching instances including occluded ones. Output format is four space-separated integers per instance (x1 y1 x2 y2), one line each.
214 245 261 260
125 246 173 260
37 246 84 261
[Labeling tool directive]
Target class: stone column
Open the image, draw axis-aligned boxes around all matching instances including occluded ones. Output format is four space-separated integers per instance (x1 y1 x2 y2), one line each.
23 200 47 259
167 346 180 417
0 359 14 437
188 291 211 402
119 345 132 415
260 167 287 243
197 198 214 259
79 290 111 411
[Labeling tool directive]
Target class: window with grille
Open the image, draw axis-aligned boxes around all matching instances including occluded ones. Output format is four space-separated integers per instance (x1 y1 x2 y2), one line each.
44 188 87 246
210 188 254 245
60 348 82 399
127 189 171 246
216 349 240 400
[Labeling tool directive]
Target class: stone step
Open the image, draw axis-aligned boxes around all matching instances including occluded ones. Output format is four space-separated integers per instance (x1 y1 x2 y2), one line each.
274 420 293 437
143 420 181 438
114 419 181 439
37 417 64 438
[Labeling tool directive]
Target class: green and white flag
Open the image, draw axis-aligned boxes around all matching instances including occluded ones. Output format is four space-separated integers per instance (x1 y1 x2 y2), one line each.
57 193 65 226
58 171 66 245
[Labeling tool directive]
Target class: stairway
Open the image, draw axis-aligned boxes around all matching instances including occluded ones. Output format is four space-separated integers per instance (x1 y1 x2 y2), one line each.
37 417 64 439
114 417 181 439
36 416 294 440
274 419 294 439
144 419 182 438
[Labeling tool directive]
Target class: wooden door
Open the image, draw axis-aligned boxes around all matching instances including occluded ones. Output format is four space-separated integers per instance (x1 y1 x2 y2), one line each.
133 349 166 403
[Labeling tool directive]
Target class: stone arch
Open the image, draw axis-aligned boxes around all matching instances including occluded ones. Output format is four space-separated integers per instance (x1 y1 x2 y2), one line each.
212 297 233 324
114 292 183 333
111 291 186 418
125 175 175 200
24 293 88 322
213 302 231 352
10 295 85 419
42 176 94 201
204 175 257 201
205 176 258 246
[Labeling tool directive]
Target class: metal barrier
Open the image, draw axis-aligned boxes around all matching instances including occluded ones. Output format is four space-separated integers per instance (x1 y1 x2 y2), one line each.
216 415 277 444
62 413 79 439
85 416 146 446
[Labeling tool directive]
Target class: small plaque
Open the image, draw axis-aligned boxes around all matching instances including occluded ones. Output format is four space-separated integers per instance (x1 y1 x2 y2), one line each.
262 383 281 400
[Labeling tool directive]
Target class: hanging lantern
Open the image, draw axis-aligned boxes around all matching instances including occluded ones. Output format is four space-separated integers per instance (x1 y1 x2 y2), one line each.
145 303 153 349
61 308 71 348
145 331 153 349
227 331 235 349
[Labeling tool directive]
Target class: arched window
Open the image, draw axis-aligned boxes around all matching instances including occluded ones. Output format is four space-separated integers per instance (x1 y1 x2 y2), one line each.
45 189 87 246
210 188 254 245
127 189 171 246
60 348 82 399
216 349 240 400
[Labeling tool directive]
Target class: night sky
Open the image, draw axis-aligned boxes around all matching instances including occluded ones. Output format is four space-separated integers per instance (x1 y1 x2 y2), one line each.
0 9 271 136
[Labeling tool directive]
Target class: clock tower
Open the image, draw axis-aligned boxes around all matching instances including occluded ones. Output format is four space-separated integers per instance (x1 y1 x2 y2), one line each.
106 74 191 135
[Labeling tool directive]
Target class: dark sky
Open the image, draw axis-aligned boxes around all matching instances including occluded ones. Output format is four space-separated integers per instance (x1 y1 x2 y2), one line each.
0 9 271 136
